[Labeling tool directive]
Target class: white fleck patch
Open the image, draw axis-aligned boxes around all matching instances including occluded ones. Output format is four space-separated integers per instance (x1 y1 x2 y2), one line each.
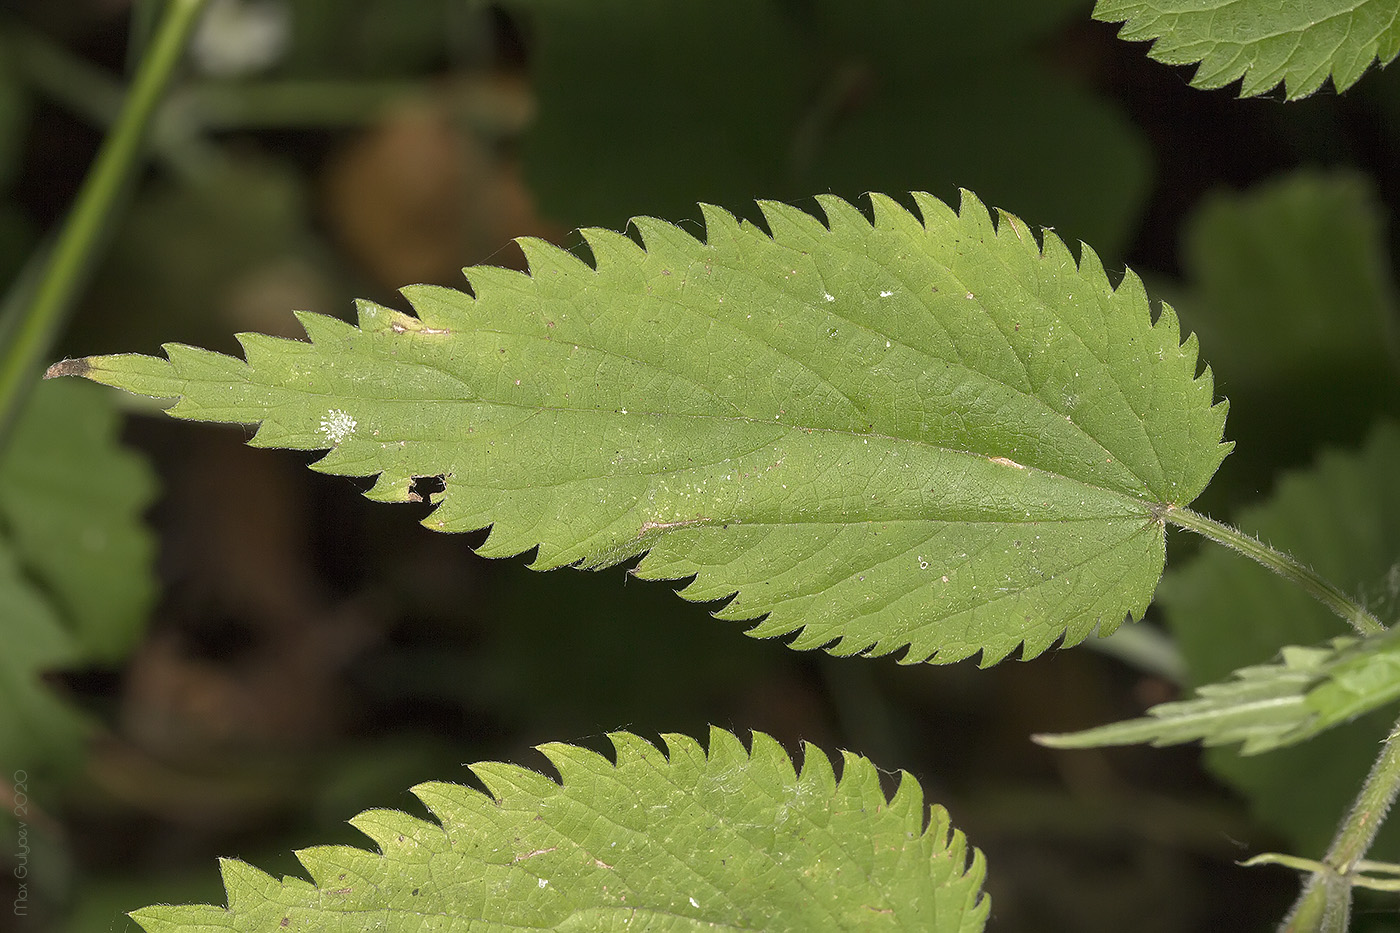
620 408 628 414
988 456 1026 470
965 292 975 300
879 290 893 298
319 409 356 444
539 878 548 889
942 575 949 583
917 556 929 570
823 293 835 302
885 340 891 348
689 897 699 908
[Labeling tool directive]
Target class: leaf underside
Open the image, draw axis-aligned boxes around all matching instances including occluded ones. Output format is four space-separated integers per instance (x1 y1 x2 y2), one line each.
130 728 989 933
64 190 1230 665
1038 628 1400 756
1094 0 1400 99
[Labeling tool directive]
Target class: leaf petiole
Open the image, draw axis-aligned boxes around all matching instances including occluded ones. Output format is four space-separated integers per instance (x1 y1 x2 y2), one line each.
1160 506 1385 636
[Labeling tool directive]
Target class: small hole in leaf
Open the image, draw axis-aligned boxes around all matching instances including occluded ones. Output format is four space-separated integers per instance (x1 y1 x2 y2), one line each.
409 475 446 502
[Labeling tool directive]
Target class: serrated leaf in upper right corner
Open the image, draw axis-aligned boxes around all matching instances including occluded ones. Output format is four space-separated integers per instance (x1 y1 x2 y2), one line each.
1094 0 1400 100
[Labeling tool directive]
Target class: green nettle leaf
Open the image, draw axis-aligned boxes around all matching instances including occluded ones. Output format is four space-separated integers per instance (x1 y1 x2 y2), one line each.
1094 0 1400 99
1038 629 1400 755
0 379 158 660
58 191 1231 665
1159 422 1400 857
130 729 990 932
0 545 86 779
0 379 157 782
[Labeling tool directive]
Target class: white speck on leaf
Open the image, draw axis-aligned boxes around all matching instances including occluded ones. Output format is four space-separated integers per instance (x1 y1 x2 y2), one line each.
917 556 929 570
879 290 893 297
823 293 835 302
539 879 548 889
319 409 356 444
689 897 699 908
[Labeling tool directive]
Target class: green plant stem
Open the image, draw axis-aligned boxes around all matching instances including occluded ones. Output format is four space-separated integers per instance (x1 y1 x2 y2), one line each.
1162 506 1386 636
1279 714 1400 931
0 0 209 447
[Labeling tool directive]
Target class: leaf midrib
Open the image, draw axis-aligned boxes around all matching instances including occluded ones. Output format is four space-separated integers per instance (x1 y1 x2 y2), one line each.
247 345 1157 511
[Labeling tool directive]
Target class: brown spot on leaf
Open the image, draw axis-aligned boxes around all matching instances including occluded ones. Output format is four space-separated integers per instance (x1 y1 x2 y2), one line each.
45 358 92 379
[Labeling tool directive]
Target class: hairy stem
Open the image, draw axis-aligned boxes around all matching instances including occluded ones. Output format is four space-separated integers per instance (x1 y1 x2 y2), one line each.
1279 715 1400 931
0 0 209 446
1162 506 1385 636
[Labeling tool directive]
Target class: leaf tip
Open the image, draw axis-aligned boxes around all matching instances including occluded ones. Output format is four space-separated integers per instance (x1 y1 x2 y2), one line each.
44 357 92 380
1028 731 1073 749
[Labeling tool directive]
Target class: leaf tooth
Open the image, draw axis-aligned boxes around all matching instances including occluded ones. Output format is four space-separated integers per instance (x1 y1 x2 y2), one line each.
235 331 309 373
293 309 358 348
659 731 707 769
1018 620 1067 660
862 190 918 236
475 531 539 560
954 188 995 239
295 844 380 893
536 741 620 798
697 202 743 248
797 741 837 798
882 766 926 830
974 637 1019 668
748 731 797 783
461 262 533 303
814 193 873 237
402 284 473 331
1381 29 1400 63
630 214 704 257
832 746 880 804
411 781 489 834
219 858 283 911
1037 226 1078 273
910 189 957 230
517 235 595 279
352 298 399 334
469 760 562 806
349 808 447 855
704 725 749 766
361 469 418 504
1075 240 1113 297
993 208 1037 256
165 342 244 380
757 198 829 244
1148 290 1183 348
603 731 663 770
579 226 645 271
